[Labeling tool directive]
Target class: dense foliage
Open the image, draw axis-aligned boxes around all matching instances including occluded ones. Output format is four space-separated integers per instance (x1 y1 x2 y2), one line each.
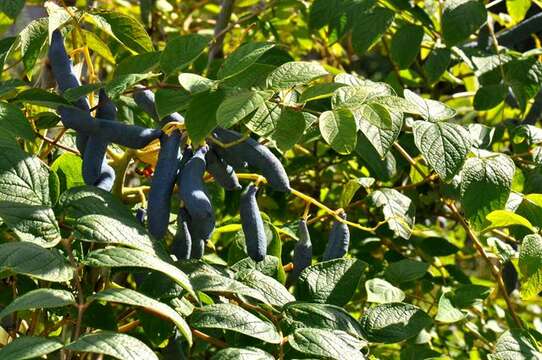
0 0 542 359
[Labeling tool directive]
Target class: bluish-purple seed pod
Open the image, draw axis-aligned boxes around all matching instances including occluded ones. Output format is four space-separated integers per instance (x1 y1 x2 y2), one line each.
147 130 182 239
240 184 266 262
291 219 312 280
135 207 147 225
205 148 242 191
172 207 192 260
58 106 162 149
322 213 350 261
212 128 290 192
178 146 215 241
83 89 117 188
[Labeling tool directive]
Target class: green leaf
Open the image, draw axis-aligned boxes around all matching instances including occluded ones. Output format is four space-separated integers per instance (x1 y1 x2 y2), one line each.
339 178 364 209
14 89 70 109
51 153 85 192
0 0 24 19
231 255 283 280
352 7 395 55
160 34 209 74
506 0 532 23
222 63 276 89
190 272 271 304
282 302 365 339
185 89 225 145
299 83 347 103
271 108 306 151
516 194 542 228
370 189 415 240
90 287 192 346
288 328 365 360
217 91 266 128
211 347 275 360
178 73 214 94
441 0 487 46
453 284 491 308
19 18 48 74
369 96 422 115
84 247 195 299
63 83 103 103
404 89 456 121
319 109 358 154
73 214 165 257
423 47 452 84
0 242 73 282
0 36 16 74
116 51 160 76
190 303 282 343
106 73 157 99
519 234 542 300
491 329 542 360
83 29 115 64
360 302 432 343
359 102 392 129
0 102 34 142
245 101 282 137
413 120 471 181
504 57 542 111
385 259 429 284
65 331 158 360
0 289 75 319
358 109 403 157
0 336 64 360
365 278 405 303
88 11 153 53
435 291 465 324
0 145 60 247
296 258 367 306
473 84 508 111
218 42 275 80
390 24 424 69
482 210 535 232
235 269 295 307
155 88 190 119
460 152 515 230
266 61 328 89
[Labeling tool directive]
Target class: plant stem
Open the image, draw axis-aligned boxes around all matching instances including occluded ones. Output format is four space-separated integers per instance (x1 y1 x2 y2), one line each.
447 202 523 329
112 149 135 197
192 329 227 348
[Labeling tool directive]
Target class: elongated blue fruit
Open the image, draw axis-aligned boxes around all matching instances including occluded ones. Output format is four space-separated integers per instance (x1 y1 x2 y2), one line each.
48 29 89 152
83 89 117 189
502 260 518 295
135 207 147 225
147 130 182 239
291 219 312 279
58 106 162 149
322 213 350 261
212 128 290 192
240 184 266 262
205 148 242 191
191 238 205 259
178 146 215 241
133 86 184 126
94 163 115 191
172 207 192 260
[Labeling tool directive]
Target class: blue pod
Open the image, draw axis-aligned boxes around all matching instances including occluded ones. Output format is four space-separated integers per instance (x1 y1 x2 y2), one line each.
48 29 89 152
190 238 205 259
240 184 266 262
212 128 290 192
83 89 117 187
178 146 215 241
291 219 312 279
94 163 115 192
171 207 192 260
147 130 182 239
135 207 147 225
205 148 242 191
133 87 184 127
322 213 350 261
58 106 162 149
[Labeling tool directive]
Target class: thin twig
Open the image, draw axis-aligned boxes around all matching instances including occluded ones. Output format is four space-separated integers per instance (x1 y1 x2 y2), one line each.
192 329 227 348
447 202 523 329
